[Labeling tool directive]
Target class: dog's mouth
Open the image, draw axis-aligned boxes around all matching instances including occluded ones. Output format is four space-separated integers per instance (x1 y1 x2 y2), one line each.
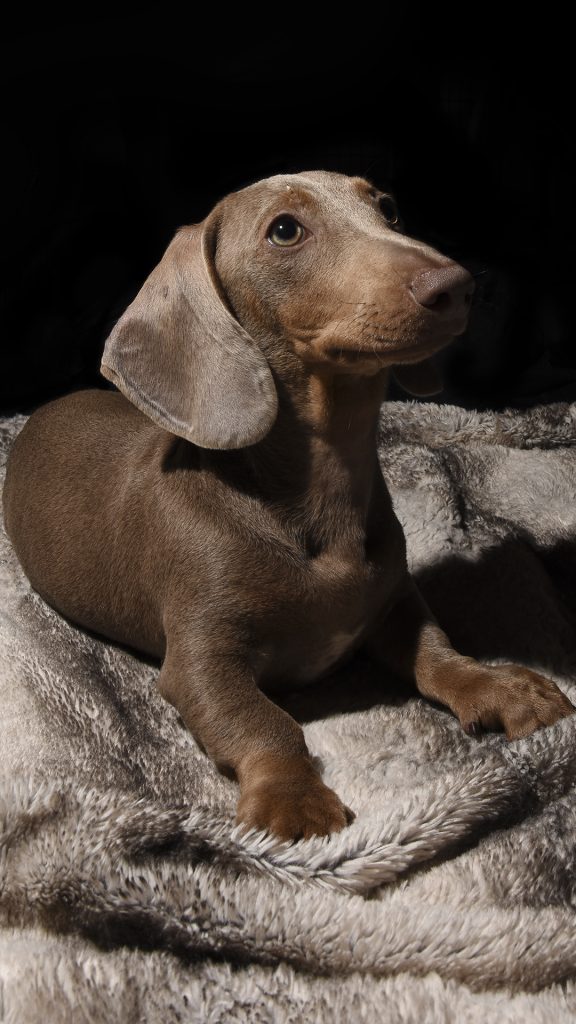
306 304 472 371
388 327 466 362
325 328 463 365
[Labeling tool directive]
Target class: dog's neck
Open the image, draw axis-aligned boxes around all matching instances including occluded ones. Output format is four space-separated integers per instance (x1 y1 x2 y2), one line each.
243 365 390 556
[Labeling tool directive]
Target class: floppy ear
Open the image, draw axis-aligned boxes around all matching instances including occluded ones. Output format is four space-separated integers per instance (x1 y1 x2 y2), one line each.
391 357 444 397
100 214 278 449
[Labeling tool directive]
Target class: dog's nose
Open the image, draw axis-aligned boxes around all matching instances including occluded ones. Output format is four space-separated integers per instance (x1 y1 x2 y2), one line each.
410 264 475 318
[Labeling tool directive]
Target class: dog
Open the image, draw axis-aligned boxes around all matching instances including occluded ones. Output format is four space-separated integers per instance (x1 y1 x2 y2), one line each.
4 171 574 841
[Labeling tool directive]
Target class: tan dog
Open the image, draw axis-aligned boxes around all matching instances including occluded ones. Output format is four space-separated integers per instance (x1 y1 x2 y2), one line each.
3 171 574 841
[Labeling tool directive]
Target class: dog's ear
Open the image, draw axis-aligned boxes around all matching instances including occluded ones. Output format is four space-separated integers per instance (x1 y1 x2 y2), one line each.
100 213 278 449
391 357 444 397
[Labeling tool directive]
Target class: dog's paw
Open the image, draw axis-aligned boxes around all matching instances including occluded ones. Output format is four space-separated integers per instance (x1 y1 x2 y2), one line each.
453 663 575 741
236 764 354 842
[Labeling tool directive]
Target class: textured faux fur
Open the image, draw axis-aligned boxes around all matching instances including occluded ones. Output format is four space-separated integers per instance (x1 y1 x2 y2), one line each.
1 400 576 1022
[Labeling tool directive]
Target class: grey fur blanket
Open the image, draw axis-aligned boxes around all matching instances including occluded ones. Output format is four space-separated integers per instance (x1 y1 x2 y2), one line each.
2 401 576 1023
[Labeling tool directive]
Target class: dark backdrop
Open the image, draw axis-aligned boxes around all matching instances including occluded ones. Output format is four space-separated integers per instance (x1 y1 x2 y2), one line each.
1 17 573 414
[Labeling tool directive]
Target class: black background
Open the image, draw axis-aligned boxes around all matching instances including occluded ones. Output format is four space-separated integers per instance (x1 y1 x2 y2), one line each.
1 15 574 414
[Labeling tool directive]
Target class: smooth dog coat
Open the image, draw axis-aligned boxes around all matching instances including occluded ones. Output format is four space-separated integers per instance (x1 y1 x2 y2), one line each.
4 171 574 840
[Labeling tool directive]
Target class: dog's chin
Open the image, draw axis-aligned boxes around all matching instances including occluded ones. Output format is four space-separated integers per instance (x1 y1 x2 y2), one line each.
323 332 458 368
387 317 470 360
389 334 457 364
301 318 469 375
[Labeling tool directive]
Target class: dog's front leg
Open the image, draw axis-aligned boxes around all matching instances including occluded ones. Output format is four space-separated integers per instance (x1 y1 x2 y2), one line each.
157 632 353 841
366 575 575 739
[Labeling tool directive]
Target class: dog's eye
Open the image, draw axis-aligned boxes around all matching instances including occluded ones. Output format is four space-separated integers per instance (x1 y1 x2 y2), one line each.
378 194 400 226
267 216 305 247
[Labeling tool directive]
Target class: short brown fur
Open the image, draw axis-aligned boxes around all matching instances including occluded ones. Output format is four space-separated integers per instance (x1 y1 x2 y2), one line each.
3 171 573 840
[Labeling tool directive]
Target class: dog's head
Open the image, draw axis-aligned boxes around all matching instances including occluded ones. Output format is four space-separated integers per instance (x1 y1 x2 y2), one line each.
101 171 474 448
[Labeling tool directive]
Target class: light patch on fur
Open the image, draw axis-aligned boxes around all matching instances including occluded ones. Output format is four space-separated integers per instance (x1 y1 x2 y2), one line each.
299 627 363 681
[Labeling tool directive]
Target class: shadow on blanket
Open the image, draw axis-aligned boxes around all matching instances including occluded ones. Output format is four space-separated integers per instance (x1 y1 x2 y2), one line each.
1 401 576 1023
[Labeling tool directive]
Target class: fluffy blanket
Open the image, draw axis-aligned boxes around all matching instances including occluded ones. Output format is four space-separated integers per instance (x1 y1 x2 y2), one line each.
1 401 576 1023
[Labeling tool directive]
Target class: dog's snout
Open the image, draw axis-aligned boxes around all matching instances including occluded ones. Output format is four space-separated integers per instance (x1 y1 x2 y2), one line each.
410 265 475 318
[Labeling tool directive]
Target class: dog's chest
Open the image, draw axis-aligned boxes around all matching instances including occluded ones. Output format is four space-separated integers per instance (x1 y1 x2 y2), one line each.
294 624 365 681
251 550 399 687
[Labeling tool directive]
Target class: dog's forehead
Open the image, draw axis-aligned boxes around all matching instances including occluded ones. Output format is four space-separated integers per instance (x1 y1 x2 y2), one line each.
236 171 373 214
